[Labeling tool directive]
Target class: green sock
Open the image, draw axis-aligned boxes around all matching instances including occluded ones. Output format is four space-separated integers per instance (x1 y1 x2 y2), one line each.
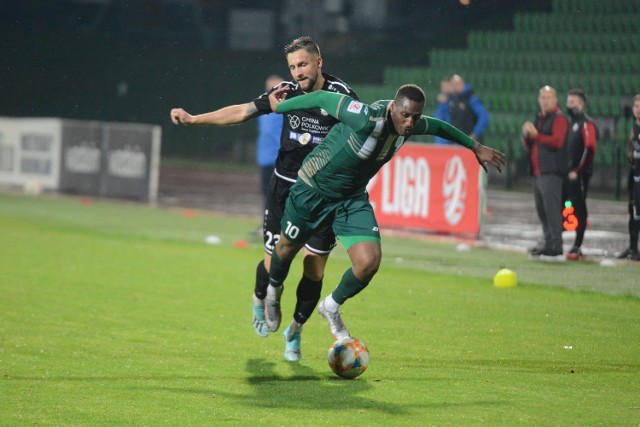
331 268 369 305
269 249 292 287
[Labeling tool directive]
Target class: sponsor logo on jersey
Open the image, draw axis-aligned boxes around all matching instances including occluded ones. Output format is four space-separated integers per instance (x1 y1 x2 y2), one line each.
289 131 323 145
298 133 312 145
320 108 328 116
288 114 301 130
347 101 364 114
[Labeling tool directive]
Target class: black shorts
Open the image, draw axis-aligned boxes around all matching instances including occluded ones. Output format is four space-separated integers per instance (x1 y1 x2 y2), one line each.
263 172 337 255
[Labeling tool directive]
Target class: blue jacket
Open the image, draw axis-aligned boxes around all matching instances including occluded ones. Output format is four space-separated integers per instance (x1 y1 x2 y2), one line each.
256 113 282 167
432 101 451 145
434 83 490 144
459 83 490 138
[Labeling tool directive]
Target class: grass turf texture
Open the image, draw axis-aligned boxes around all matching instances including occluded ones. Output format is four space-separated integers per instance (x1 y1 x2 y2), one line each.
1 192 639 425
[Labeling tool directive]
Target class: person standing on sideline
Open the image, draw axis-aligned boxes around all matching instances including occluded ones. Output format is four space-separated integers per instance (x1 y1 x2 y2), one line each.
447 74 490 143
256 75 283 211
432 75 453 145
522 85 569 262
616 94 640 261
262 84 505 340
170 36 358 361
564 89 597 260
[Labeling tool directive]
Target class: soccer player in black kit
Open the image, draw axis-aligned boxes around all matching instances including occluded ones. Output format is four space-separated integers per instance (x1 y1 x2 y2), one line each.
564 89 597 260
617 94 640 261
170 36 358 360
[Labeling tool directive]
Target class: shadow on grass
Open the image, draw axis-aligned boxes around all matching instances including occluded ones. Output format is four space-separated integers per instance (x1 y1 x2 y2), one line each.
242 358 406 414
238 358 511 415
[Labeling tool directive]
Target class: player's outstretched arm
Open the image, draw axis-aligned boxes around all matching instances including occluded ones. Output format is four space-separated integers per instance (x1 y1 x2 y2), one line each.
270 88 346 117
170 102 261 126
424 116 505 173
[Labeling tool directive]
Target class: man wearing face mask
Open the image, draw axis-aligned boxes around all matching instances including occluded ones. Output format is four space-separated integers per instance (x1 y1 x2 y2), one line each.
564 89 597 260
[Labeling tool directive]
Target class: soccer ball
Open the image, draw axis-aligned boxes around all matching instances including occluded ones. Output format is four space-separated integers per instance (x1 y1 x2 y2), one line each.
327 337 369 379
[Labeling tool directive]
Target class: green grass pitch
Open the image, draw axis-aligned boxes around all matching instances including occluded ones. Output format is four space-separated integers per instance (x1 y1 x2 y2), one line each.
1 192 639 425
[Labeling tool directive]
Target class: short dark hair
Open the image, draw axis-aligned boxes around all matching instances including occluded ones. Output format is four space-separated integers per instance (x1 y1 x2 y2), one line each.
568 88 587 105
395 84 425 104
284 36 321 57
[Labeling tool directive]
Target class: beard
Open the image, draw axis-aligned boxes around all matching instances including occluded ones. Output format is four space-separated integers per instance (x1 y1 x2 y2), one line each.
298 75 317 92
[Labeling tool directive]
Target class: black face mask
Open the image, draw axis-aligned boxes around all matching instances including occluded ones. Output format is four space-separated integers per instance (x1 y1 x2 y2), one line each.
567 108 582 119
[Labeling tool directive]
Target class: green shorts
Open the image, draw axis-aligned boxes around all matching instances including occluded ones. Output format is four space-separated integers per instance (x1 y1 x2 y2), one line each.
281 181 381 250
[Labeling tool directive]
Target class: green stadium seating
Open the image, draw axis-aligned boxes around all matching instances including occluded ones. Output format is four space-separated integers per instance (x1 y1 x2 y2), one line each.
555 0 640 15
617 118 632 142
377 0 639 166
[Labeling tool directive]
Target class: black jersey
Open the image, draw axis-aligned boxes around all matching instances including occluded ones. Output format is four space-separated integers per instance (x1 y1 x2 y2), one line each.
632 121 640 174
253 72 357 182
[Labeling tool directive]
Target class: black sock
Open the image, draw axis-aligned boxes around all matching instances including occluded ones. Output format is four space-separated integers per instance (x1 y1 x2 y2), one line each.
254 260 269 300
631 221 639 252
293 276 323 324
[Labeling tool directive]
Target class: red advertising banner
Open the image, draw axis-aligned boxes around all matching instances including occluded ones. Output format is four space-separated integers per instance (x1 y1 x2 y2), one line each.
367 143 486 237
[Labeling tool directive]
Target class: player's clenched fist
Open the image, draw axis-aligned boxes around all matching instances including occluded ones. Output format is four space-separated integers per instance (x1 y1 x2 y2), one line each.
170 108 193 125
268 85 290 112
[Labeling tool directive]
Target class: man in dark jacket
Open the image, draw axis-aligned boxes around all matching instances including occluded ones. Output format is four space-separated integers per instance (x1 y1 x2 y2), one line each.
522 85 569 262
617 93 640 261
564 89 597 260
433 75 490 145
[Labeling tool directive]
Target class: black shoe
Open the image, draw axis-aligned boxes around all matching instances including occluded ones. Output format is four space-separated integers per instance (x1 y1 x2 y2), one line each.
616 248 640 260
528 246 544 256
539 250 565 262
616 248 631 259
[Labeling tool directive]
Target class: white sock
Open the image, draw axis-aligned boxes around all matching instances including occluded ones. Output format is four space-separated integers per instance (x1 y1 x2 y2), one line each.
323 295 340 313
267 284 283 300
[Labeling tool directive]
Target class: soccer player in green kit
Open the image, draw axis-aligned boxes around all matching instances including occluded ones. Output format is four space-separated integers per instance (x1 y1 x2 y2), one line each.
263 84 505 345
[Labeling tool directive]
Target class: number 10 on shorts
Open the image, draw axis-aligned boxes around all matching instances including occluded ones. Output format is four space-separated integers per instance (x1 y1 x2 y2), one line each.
284 221 300 239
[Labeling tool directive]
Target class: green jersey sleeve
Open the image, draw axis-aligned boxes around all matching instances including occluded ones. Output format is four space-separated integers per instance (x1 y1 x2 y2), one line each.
275 90 345 117
335 96 371 131
416 116 475 149
275 90 370 131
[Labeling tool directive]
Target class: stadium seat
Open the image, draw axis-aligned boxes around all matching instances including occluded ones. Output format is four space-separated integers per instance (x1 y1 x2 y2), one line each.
553 0 569 14
617 119 631 142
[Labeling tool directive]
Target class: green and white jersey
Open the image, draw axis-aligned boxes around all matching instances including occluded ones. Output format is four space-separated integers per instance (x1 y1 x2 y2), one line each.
275 91 474 200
